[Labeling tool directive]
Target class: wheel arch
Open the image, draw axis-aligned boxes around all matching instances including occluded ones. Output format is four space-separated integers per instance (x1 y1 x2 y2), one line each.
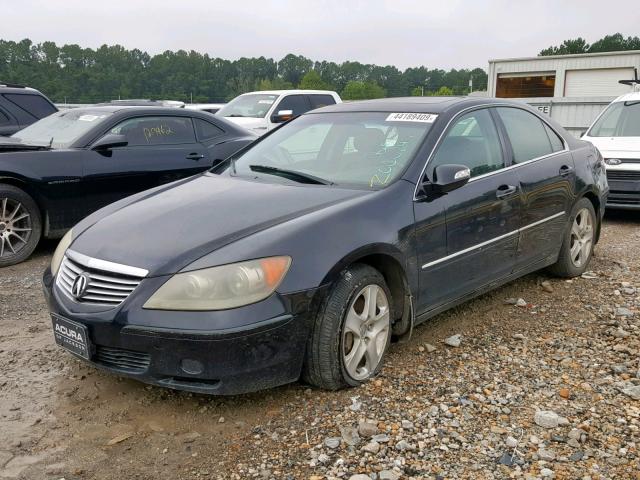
319 244 413 337
579 188 602 243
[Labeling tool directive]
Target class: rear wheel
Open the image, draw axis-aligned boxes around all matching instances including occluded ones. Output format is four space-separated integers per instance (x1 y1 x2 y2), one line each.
0 185 42 267
548 198 596 278
302 264 392 390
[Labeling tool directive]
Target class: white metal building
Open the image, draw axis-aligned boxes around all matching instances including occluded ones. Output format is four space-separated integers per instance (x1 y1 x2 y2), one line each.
487 50 640 136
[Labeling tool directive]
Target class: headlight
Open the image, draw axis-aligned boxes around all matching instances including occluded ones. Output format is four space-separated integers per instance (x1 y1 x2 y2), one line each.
143 256 291 311
51 229 73 276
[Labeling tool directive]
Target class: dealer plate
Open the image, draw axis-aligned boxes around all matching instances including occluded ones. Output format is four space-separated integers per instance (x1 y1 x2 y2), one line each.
51 315 91 360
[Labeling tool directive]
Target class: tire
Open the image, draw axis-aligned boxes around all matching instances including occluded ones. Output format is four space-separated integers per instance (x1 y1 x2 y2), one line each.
0 184 42 267
302 264 393 390
548 197 596 278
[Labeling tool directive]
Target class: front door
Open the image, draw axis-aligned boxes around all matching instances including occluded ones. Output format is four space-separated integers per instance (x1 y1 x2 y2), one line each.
414 108 521 313
81 115 210 216
494 107 575 270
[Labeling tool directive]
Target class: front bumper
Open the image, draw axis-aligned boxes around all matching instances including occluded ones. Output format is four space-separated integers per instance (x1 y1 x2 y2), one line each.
606 172 640 210
43 268 323 395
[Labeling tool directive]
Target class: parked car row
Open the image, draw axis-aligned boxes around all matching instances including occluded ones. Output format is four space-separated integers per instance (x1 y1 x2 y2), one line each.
37 96 608 395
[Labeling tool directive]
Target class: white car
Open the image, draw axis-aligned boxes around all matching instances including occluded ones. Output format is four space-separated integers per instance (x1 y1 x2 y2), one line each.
217 90 341 135
583 89 640 210
185 103 226 114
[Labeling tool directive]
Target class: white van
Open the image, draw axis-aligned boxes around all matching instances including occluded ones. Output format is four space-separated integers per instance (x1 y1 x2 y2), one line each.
583 88 640 209
217 90 341 135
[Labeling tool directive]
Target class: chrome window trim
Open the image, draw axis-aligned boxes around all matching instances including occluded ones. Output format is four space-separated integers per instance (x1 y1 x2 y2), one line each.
413 103 570 200
421 211 566 270
66 249 148 278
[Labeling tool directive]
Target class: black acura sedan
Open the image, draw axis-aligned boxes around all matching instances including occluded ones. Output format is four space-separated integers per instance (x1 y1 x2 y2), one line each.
0 106 255 266
43 97 608 395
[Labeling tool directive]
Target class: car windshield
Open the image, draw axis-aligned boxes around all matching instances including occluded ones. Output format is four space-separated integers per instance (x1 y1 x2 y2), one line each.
11 109 113 148
217 94 279 119
589 100 640 137
222 112 436 189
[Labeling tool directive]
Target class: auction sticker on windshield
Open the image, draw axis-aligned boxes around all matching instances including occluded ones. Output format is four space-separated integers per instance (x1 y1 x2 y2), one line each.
52 315 91 359
386 113 438 123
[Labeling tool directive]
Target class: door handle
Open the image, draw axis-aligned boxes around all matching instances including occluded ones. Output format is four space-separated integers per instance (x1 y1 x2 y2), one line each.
559 165 574 176
186 153 204 161
496 184 518 199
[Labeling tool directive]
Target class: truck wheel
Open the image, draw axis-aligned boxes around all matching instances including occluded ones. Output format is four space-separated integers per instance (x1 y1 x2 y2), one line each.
0 184 42 267
302 264 392 390
548 198 596 278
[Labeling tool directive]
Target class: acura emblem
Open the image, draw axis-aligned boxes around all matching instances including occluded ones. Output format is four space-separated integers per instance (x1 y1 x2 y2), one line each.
71 273 90 299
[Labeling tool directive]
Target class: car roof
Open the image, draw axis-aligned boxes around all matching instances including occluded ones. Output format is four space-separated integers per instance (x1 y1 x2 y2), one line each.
0 85 43 95
307 96 512 114
612 90 640 103
60 106 200 115
239 90 338 96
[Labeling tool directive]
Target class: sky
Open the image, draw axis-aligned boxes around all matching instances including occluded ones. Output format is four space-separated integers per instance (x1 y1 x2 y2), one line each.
3 0 638 70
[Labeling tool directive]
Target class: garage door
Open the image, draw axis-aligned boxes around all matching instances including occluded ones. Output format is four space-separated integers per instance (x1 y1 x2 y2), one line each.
564 68 635 97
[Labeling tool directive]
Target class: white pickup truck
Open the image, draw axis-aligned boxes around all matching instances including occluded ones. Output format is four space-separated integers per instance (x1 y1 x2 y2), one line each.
217 90 341 136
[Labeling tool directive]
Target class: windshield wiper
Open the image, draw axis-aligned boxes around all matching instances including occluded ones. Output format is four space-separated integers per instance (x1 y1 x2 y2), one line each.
249 165 332 185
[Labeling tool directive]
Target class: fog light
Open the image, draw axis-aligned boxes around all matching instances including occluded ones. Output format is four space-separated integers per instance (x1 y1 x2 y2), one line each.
180 358 204 375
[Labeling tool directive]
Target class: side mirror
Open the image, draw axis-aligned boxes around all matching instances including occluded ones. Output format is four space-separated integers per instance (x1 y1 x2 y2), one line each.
271 109 294 124
91 134 128 150
418 164 470 199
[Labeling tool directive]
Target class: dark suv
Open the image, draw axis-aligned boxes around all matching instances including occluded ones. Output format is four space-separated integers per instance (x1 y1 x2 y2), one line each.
0 83 58 135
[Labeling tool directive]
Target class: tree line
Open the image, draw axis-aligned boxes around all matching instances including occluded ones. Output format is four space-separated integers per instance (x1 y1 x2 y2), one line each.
539 33 640 56
0 38 487 103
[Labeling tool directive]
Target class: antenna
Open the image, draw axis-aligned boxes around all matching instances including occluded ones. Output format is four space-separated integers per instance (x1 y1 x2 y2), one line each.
619 68 640 91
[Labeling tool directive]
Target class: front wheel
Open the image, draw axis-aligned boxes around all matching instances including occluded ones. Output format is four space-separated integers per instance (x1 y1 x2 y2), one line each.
548 198 596 278
302 264 392 390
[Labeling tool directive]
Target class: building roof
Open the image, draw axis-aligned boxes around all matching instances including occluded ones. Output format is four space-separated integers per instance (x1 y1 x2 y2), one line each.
489 49 640 64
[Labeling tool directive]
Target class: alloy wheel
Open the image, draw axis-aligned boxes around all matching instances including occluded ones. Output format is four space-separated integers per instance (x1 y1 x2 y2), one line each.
569 207 593 268
0 197 32 259
342 284 390 381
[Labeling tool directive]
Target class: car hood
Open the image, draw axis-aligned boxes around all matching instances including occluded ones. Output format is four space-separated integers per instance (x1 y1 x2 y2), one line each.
585 135 640 157
222 116 269 133
70 173 367 276
0 136 51 152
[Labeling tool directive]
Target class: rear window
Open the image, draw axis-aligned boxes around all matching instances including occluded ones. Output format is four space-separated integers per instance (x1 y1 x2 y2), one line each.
589 101 640 137
194 118 224 141
496 107 555 163
308 95 336 109
3 93 56 119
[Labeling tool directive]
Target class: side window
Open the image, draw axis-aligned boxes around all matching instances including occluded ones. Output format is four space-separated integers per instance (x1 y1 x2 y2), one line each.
308 95 336 109
109 116 196 146
3 93 56 119
496 107 554 163
543 123 564 152
0 108 10 126
273 95 310 117
194 118 224 141
430 109 504 178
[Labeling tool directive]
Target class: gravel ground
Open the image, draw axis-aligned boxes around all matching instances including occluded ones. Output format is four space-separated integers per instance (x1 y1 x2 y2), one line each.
0 212 639 479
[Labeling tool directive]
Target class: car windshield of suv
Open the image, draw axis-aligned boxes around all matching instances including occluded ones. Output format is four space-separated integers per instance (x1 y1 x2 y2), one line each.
11 109 113 148
589 100 640 137
217 94 279 118
223 112 436 189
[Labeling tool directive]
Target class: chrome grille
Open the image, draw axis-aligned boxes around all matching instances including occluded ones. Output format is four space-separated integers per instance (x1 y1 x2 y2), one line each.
607 171 640 181
55 251 147 307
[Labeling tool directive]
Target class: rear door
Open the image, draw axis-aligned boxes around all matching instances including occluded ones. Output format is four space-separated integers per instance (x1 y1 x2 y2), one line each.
414 107 521 312
81 115 210 215
494 107 575 271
